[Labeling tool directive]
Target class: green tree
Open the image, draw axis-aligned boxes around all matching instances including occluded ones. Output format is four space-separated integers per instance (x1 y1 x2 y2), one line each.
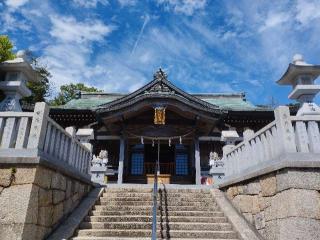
0 35 15 62
50 83 102 106
0 35 52 104
22 50 52 103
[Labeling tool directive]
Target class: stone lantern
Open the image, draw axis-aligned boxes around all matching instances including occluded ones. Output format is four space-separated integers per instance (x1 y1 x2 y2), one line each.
277 54 320 116
0 50 38 111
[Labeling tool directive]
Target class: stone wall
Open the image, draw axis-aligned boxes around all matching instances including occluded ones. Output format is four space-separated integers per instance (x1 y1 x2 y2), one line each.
222 168 320 240
0 164 92 240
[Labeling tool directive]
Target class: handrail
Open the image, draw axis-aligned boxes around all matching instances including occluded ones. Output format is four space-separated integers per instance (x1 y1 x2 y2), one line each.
291 115 320 121
225 120 277 156
222 106 320 179
151 140 160 240
0 112 33 117
46 117 90 152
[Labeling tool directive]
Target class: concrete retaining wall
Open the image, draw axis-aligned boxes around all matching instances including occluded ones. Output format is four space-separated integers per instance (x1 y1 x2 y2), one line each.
222 168 320 240
0 163 92 240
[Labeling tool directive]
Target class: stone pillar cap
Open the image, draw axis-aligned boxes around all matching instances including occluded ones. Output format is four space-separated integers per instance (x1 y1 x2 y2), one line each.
76 128 94 139
221 130 239 142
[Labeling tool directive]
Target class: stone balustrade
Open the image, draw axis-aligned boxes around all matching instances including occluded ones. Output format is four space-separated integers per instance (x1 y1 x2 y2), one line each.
223 106 320 179
219 105 320 240
291 115 320 153
0 102 94 240
0 102 92 176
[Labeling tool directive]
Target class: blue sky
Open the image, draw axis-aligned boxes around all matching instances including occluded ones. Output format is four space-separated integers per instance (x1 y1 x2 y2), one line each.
1 0 320 105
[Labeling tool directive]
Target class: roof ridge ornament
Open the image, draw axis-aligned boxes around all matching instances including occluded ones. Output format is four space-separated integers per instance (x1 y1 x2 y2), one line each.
153 68 168 81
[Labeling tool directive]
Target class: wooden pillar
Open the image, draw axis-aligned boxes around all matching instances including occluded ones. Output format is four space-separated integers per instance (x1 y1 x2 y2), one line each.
117 137 125 184
194 138 201 185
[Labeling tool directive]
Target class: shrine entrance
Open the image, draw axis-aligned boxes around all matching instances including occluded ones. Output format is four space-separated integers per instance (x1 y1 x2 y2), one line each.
126 142 192 184
144 144 175 175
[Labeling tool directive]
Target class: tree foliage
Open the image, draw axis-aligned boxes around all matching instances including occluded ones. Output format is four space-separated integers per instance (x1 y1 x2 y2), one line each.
22 50 52 103
1 36 102 106
0 35 15 62
0 35 52 104
50 83 102 106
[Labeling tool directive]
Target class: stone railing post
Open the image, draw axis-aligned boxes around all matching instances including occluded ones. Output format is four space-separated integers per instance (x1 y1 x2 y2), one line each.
66 126 76 167
274 106 296 153
221 130 240 176
243 128 254 141
242 128 254 169
76 128 94 174
27 102 49 150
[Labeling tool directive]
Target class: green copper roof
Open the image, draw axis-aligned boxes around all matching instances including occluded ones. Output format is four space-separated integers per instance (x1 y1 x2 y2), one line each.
57 95 122 109
198 97 257 111
57 92 265 111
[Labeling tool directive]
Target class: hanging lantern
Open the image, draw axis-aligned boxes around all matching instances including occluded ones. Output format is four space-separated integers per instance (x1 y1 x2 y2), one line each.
169 138 171 147
152 139 155 147
141 136 144 145
179 136 182 145
154 106 166 125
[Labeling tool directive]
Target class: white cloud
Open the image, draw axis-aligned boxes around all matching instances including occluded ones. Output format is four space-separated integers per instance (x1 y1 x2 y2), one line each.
295 0 320 26
131 14 150 55
157 0 207 16
41 14 116 92
72 0 108 8
1 11 31 32
49 15 113 44
5 0 29 9
1 0 32 32
259 12 290 32
42 43 109 89
118 0 137 7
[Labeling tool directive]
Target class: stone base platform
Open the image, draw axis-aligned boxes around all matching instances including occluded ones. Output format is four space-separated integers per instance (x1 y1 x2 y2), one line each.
221 167 320 240
0 162 93 240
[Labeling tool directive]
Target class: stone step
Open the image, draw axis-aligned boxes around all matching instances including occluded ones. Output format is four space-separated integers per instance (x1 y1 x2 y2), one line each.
76 229 238 238
104 188 212 195
98 200 154 206
104 188 153 193
72 237 239 240
70 188 240 240
89 210 224 217
100 196 215 202
80 222 232 231
162 189 212 194
85 215 228 223
102 192 212 198
93 205 219 212
98 199 217 207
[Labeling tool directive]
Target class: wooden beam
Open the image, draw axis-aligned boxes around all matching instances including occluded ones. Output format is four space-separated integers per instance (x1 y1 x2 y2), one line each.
96 135 121 140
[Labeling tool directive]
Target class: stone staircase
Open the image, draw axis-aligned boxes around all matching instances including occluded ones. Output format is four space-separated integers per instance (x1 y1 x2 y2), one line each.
71 186 240 239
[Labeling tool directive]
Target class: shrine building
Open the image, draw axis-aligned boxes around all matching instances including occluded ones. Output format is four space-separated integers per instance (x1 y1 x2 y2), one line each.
50 69 274 184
